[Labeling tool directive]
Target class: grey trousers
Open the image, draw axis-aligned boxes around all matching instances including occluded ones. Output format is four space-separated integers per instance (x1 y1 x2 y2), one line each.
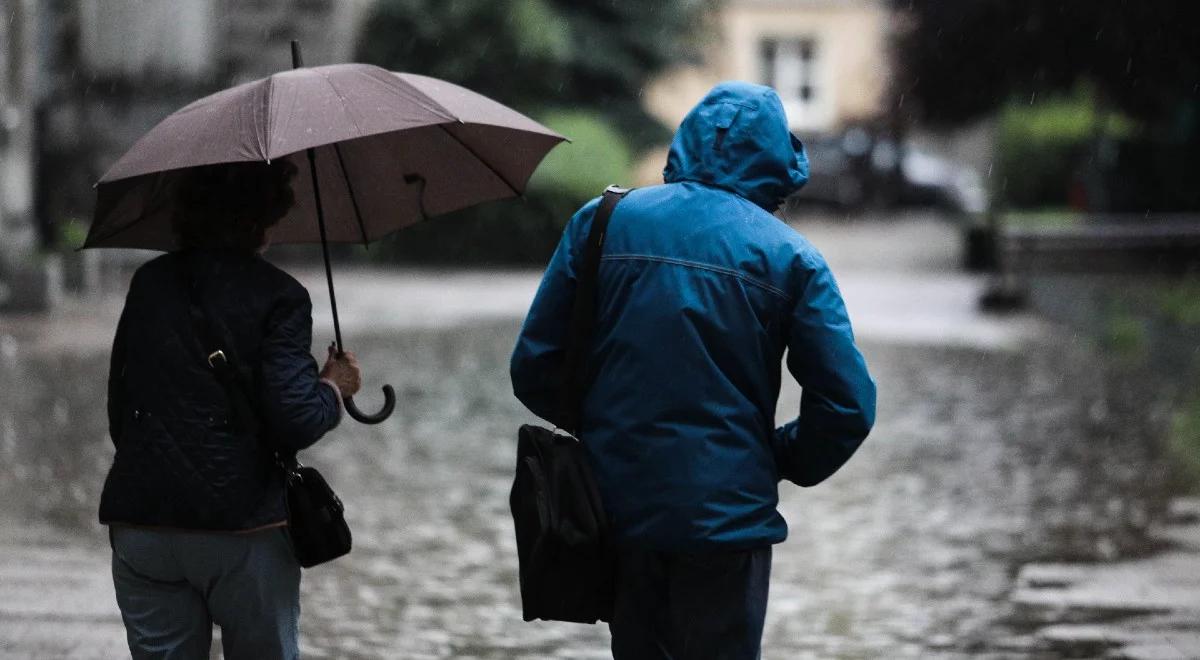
109 525 300 660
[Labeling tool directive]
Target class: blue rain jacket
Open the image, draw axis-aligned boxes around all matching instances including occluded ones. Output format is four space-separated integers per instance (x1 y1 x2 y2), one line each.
511 82 876 551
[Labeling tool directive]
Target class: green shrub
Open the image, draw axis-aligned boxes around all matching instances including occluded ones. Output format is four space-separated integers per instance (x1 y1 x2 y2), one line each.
1100 309 1147 359
528 110 634 200
1169 394 1200 493
1156 278 1200 327
996 88 1135 209
371 111 632 266
56 217 90 252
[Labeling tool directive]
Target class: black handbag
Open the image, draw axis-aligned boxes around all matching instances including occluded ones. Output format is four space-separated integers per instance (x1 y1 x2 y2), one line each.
183 259 351 568
510 185 630 624
279 457 352 568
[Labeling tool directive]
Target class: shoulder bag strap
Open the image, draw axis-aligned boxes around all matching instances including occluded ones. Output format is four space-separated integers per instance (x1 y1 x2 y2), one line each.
560 185 631 436
179 254 263 439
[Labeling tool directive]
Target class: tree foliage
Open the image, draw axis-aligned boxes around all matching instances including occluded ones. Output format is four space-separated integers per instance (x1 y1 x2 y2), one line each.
358 0 714 149
893 0 1200 130
894 0 1200 210
355 0 714 263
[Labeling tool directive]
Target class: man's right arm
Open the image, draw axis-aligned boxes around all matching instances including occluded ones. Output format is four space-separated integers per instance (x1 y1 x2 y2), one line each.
772 253 876 486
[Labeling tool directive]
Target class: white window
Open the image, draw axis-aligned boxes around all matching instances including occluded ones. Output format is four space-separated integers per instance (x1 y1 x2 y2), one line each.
758 36 833 131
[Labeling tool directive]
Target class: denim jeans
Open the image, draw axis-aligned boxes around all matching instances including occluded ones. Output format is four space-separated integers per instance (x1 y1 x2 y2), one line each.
110 525 300 660
609 546 772 660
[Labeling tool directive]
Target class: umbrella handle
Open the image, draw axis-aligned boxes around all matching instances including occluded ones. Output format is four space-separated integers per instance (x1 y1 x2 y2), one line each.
344 385 396 425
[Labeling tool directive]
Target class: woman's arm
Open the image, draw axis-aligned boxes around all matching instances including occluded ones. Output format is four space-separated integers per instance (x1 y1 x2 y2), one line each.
258 288 343 452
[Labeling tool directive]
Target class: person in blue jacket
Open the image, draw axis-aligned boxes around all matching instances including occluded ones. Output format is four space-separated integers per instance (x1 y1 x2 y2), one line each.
510 81 877 659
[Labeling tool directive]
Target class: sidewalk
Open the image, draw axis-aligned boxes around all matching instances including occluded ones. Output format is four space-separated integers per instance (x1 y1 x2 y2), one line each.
0 521 125 659
1010 499 1200 659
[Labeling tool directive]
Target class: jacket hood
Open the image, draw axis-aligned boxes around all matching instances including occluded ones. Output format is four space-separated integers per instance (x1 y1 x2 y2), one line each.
663 81 809 211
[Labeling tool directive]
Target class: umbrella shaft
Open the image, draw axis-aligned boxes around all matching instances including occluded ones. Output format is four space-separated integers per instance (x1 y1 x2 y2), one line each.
306 146 344 353
289 40 342 353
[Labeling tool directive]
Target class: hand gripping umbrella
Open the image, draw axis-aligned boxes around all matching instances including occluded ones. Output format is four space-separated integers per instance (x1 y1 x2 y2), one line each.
85 41 566 423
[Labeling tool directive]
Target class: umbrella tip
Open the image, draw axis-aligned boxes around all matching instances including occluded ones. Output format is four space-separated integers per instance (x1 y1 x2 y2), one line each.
290 40 304 69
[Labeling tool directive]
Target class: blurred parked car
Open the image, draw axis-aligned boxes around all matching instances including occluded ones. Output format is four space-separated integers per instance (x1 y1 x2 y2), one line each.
793 127 987 214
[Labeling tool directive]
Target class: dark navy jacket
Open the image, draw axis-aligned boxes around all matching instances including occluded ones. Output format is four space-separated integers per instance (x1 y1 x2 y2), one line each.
100 250 341 531
510 82 877 551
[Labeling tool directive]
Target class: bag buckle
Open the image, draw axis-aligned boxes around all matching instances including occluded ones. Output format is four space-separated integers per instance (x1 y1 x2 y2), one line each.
207 350 227 368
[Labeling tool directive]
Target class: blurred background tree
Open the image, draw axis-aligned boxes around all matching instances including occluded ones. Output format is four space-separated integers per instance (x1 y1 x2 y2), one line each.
357 0 714 264
893 0 1200 213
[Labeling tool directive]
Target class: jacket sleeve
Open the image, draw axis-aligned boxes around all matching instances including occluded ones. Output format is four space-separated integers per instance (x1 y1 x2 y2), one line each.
772 254 876 486
107 297 131 447
510 198 599 427
258 287 341 452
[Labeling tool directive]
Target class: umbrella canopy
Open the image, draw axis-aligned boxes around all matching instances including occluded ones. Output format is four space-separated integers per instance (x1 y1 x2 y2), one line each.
85 63 566 250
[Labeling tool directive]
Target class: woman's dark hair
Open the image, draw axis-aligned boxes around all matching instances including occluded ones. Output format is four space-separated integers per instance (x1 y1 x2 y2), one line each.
172 160 298 252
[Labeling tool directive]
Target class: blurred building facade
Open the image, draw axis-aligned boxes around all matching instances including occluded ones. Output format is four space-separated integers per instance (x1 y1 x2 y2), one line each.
637 0 891 183
0 0 47 309
648 0 890 133
0 0 372 308
38 0 373 245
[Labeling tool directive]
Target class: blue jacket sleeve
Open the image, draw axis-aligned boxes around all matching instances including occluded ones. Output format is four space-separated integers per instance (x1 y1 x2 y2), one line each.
258 288 341 452
510 198 600 427
772 254 876 486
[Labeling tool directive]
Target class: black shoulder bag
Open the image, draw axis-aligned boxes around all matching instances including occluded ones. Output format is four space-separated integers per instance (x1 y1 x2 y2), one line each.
510 185 631 624
183 259 351 568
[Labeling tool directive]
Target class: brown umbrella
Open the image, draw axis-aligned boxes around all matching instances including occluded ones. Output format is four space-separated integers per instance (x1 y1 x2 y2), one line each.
85 42 566 423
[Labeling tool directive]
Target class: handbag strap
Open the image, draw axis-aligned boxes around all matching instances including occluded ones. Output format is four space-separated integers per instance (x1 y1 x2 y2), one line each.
560 185 631 435
179 254 297 469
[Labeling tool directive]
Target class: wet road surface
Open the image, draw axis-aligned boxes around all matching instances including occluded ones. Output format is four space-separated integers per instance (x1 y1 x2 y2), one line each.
0 215 1193 658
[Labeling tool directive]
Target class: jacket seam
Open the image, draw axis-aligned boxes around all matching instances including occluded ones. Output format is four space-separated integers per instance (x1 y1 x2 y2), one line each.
602 253 793 302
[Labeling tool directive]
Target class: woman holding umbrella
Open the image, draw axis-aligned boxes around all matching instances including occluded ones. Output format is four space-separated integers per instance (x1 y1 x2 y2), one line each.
99 160 360 659
85 44 566 658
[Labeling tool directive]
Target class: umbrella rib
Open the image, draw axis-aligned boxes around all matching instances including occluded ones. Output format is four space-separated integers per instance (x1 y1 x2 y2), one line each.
437 124 520 196
314 68 365 137
85 172 177 248
257 75 273 160
388 72 458 123
331 143 372 247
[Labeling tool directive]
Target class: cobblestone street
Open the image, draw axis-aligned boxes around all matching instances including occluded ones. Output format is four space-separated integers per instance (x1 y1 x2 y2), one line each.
2 215 1196 658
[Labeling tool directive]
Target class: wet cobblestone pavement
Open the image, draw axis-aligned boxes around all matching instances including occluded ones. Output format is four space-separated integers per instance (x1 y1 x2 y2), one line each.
1 217 1196 658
